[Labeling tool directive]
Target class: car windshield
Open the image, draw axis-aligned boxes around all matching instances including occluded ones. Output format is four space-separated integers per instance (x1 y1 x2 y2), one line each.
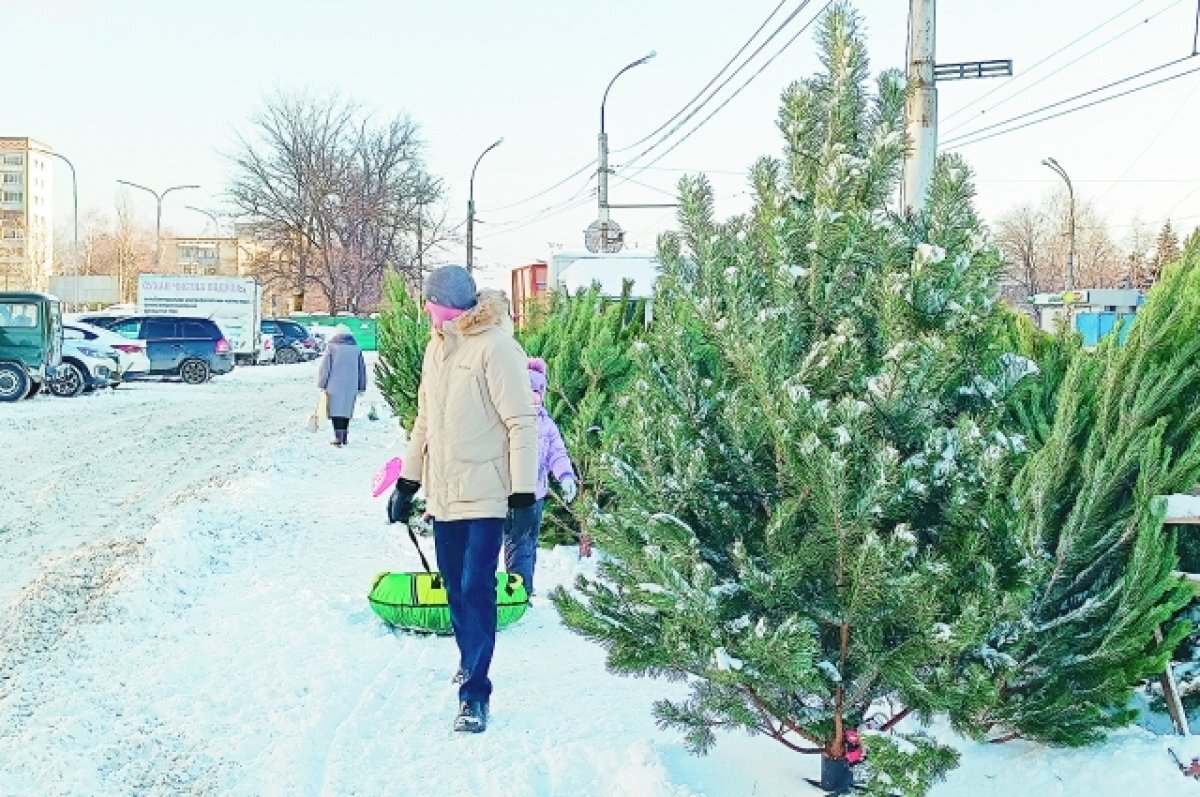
0 302 39 329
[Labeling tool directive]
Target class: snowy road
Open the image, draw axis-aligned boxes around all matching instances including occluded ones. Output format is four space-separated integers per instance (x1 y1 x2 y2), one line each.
1 360 1198 796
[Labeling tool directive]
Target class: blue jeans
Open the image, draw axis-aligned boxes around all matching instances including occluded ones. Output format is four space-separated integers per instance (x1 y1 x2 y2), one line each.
503 500 544 596
433 517 505 704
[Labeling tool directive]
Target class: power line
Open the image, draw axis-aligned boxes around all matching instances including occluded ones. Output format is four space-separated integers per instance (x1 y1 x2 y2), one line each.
940 0 1171 132
613 1 832 187
479 159 595 214
943 55 1199 148
614 0 819 173
612 0 790 154
479 0 794 216
1092 76 1200 202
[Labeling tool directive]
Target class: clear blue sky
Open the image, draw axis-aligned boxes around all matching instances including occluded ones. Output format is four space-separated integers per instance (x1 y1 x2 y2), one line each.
8 0 1200 280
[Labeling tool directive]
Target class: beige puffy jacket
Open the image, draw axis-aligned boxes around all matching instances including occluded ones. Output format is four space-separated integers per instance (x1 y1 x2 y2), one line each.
401 290 539 521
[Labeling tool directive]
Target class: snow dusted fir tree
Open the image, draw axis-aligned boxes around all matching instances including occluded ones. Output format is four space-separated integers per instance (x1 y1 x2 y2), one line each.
553 6 1034 794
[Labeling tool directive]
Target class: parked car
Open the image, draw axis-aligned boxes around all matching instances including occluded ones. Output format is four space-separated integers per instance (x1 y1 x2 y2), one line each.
103 316 234 384
49 338 121 397
63 321 150 381
261 318 318 364
0 292 64 402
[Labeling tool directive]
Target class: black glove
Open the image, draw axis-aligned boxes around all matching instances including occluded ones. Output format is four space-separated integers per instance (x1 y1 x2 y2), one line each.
508 492 536 510
388 478 420 524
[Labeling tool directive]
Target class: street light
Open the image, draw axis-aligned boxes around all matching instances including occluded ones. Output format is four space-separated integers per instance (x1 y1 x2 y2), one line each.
185 205 221 236
30 147 79 308
466 137 503 272
597 51 656 244
115 179 199 269
1041 157 1076 291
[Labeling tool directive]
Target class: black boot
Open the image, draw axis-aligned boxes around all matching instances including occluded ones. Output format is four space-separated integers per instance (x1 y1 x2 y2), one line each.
454 700 488 733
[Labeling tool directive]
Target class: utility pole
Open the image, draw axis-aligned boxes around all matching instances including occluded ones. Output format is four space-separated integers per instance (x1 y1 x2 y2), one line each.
591 51 656 253
902 0 937 214
466 138 503 272
1042 157 1076 291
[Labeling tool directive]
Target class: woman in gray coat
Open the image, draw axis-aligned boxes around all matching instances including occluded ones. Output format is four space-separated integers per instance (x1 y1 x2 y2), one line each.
317 325 367 447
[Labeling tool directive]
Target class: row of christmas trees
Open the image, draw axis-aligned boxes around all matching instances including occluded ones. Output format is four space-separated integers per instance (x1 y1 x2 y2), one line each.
375 5 1200 793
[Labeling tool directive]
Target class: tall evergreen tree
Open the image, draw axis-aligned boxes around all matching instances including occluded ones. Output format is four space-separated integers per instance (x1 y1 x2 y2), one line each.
988 240 1200 744
520 286 646 546
554 6 1033 793
374 271 429 429
1152 220 1182 281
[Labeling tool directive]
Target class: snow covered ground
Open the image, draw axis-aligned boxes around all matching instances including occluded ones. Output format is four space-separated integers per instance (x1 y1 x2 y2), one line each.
2 359 1199 796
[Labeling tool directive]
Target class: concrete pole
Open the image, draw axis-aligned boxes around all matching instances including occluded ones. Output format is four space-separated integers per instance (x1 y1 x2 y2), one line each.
901 0 937 214
467 138 503 273
599 52 656 236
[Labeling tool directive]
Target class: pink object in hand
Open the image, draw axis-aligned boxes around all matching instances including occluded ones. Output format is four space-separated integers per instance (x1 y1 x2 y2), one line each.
372 457 403 497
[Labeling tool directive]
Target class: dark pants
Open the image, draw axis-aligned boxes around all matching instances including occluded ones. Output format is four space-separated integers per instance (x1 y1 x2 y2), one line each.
433 517 504 704
331 416 349 431
503 500 544 595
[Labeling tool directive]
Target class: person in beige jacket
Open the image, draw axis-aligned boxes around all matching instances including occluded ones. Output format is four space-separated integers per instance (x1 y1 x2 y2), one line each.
387 264 537 734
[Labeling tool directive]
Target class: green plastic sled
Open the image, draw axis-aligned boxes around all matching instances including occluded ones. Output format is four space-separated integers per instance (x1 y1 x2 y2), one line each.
367 570 529 634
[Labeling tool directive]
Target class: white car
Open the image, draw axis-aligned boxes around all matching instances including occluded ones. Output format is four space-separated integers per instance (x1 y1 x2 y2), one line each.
63 320 149 380
49 338 122 397
63 321 151 381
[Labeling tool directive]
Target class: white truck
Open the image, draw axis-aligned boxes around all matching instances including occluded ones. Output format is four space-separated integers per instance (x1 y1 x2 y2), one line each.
137 275 263 363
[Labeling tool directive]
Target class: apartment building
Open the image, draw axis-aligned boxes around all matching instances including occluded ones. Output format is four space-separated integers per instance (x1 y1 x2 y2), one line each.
0 137 54 291
160 236 240 277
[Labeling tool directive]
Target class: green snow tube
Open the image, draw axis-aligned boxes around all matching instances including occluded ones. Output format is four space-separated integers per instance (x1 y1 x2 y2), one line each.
367 571 529 634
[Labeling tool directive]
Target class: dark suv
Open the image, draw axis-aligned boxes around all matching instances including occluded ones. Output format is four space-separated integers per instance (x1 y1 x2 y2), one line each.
102 316 234 384
261 318 318 365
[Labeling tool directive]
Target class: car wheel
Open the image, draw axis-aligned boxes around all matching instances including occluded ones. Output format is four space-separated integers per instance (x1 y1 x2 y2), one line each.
0 363 30 403
49 360 87 398
276 346 299 365
179 358 211 385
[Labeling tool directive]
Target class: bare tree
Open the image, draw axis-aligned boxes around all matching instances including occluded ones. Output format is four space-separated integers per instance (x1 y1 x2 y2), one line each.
226 90 442 313
994 190 1125 313
994 203 1052 311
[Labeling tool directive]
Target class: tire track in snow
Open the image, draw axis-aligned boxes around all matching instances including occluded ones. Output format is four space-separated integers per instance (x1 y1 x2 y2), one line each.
0 368 317 718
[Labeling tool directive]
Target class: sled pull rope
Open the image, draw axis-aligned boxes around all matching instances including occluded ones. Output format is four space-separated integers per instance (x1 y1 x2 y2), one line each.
405 522 434 574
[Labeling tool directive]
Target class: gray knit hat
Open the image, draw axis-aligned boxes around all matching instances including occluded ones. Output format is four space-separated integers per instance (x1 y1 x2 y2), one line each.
424 265 478 310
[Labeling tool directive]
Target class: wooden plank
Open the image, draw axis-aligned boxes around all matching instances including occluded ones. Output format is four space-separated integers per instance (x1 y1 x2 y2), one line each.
1164 494 1200 525
1156 627 1191 736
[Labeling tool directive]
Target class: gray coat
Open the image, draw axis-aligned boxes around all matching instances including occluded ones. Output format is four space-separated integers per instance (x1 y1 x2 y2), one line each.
317 333 367 419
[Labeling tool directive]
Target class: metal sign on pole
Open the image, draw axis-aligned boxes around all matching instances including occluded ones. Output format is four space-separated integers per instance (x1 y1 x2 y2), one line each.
934 59 1013 81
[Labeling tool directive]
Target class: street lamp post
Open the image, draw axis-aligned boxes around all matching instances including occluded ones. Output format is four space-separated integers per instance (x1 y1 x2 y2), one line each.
1041 157 1076 291
597 51 656 247
185 205 221 236
31 149 79 308
115 180 199 270
466 138 503 272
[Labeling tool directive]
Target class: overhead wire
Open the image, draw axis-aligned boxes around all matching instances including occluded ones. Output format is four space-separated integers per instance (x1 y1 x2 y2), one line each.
612 0 790 154
942 55 1200 149
613 0 833 187
612 0 819 173
485 0 819 238
940 0 1161 129
1091 76 1200 202
479 0 797 217
479 160 596 214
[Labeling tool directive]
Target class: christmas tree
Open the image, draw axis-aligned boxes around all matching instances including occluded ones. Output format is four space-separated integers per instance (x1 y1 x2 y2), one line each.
988 240 1200 744
520 285 647 546
374 271 429 429
554 5 1033 793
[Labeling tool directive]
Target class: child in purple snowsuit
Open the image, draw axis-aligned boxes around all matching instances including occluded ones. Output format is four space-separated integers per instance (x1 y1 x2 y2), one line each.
503 357 576 596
